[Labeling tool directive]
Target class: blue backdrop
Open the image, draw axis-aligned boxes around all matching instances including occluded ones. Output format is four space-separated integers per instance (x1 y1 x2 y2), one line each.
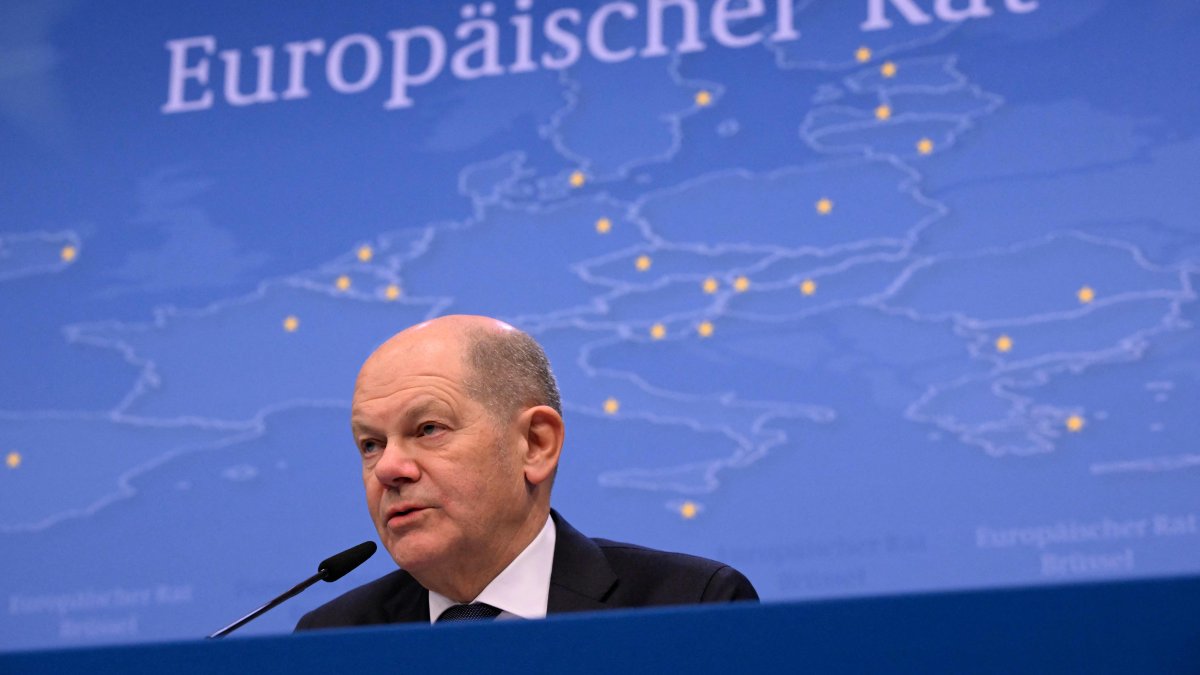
2 0 1198 651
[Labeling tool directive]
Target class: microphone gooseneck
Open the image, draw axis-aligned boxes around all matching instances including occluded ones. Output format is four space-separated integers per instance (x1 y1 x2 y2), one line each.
207 541 377 639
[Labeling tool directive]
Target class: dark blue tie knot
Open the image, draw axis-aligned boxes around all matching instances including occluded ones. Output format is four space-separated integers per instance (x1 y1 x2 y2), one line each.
437 603 502 622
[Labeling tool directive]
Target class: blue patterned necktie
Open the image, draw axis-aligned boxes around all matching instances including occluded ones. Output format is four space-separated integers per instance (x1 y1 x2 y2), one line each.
437 603 502 622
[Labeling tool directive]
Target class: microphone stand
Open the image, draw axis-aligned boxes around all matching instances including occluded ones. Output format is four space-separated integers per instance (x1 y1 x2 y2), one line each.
208 571 325 639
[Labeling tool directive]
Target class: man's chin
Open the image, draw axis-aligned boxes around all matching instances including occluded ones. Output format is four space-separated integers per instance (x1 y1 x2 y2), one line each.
382 537 445 575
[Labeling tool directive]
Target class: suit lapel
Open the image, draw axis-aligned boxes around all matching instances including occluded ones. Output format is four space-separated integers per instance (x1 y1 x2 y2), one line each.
546 510 618 614
381 570 431 624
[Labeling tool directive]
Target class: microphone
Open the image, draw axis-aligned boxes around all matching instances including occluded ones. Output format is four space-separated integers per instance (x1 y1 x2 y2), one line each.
208 541 377 638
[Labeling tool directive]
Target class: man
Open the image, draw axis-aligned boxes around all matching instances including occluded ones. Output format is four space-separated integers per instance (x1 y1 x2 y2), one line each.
296 315 756 628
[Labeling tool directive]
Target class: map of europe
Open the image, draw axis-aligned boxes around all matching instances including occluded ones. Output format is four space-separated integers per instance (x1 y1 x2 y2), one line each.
2 0 1197 650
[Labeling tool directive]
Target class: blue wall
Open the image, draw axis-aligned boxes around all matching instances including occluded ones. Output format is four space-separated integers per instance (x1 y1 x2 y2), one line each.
2 0 1198 651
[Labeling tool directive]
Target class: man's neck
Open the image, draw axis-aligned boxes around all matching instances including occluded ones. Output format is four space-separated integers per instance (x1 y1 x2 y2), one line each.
420 505 551 603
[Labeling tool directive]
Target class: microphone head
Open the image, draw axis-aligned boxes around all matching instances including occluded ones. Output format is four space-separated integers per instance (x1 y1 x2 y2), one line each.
317 541 377 582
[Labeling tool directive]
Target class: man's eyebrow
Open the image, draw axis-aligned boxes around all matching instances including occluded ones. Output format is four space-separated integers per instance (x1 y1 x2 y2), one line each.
350 417 383 436
350 400 453 433
402 399 453 422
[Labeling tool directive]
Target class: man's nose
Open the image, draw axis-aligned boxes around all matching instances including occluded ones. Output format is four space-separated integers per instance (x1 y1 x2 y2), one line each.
373 442 421 486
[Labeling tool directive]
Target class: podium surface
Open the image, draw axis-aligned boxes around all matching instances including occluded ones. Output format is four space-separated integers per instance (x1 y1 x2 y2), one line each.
4 575 1198 674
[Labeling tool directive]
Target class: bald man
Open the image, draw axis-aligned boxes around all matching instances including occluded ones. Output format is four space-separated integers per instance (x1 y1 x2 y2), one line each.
296 316 756 628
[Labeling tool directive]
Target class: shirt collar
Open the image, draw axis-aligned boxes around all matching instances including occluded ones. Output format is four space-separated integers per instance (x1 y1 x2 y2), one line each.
428 514 556 623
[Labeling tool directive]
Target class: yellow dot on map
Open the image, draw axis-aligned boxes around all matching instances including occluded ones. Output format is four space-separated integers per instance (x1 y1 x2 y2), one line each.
680 501 698 519
569 170 586 188
816 198 833 215
385 284 401 301
603 398 620 415
650 323 666 340
357 246 373 262
875 105 892 121
1066 415 1085 432
60 245 77 262
695 90 712 106
995 335 1013 353
917 138 934 155
881 61 897 78
5 452 21 469
702 277 719 294
1077 286 1095 304
596 217 612 234
855 46 871 63
635 255 652 271
697 321 714 338
283 316 300 332
733 276 750 292
800 279 817 296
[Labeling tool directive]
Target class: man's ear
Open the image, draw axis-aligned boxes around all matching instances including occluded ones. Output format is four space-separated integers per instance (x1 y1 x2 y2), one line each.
520 405 564 487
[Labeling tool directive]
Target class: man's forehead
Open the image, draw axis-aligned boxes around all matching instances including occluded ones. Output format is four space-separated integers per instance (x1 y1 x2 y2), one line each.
351 390 453 426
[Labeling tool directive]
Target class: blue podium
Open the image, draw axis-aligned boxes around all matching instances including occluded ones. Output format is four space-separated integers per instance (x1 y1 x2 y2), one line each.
4 575 1198 674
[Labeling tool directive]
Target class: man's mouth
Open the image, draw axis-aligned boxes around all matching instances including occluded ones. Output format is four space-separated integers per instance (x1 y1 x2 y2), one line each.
386 506 428 526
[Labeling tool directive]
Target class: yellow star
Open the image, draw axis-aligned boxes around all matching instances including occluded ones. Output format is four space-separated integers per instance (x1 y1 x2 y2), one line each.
650 323 666 340
995 335 1013 353
60 245 78 262
917 138 934 155
875 104 892 120
1066 415 1085 432
680 501 698 519
1077 286 1095 304
695 90 712 106
282 315 300 332
569 170 586 188
816 198 833 215
800 279 817 296
702 277 719 294
603 398 620 415
635 255 652 271
5 451 21 469
855 46 872 63
384 284 402 301
595 217 612 234
335 275 351 291
881 61 897 78
733 276 750 292
357 246 373 262
697 321 714 338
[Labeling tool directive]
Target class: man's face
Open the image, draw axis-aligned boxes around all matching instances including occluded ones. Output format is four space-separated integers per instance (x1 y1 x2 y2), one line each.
351 334 533 583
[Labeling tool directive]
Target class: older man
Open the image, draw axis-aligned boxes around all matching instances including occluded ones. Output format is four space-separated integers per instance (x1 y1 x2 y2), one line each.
296 315 756 628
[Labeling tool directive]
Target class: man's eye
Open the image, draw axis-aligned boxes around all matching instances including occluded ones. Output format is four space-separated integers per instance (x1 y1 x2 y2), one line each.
417 423 442 437
360 440 382 455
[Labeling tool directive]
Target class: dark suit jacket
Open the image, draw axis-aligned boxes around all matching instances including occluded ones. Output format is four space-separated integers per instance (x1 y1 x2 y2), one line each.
295 510 757 629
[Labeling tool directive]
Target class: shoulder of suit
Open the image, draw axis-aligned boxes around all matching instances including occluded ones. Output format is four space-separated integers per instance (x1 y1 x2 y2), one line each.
590 537 731 574
586 536 757 603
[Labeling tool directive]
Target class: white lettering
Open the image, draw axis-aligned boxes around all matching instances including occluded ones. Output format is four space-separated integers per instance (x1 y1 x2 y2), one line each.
452 18 504 80
281 39 326 100
384 27 447 110
711 0 766 49
219 45 278 106
541 8 582 70
508 0 537 73
327 34 382 94
861 0 934 30
934 0 993 22
642 0 705 57
770 0 800 42
1005 0 1038 12
588 2 638 63
162 36 215 113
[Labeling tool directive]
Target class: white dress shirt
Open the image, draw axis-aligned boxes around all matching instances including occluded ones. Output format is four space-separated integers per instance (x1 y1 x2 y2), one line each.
428 514 557 622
